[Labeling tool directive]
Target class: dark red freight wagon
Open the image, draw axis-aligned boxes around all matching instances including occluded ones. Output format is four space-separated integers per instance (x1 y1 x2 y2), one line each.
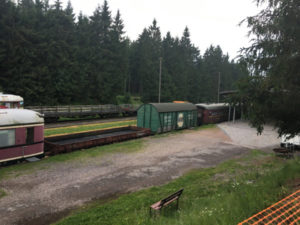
0 109 44 163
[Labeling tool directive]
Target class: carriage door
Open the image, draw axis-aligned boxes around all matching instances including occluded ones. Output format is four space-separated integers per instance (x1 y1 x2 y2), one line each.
23 127 34 157
26 127 34 144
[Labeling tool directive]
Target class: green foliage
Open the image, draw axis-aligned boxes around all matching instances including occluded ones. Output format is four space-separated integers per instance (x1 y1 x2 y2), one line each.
55 152 300 225
0 0 246 106
116 95 129 104
116 95 142 106
236 0 300 136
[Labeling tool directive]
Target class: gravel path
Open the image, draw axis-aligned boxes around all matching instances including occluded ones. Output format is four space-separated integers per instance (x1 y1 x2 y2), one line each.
0 123 279 225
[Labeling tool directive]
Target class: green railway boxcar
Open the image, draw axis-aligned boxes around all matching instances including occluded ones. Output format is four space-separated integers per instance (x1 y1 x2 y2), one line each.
137 103 197 133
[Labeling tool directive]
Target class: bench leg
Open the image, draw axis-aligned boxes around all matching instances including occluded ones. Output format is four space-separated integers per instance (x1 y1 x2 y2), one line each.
150 208 161 217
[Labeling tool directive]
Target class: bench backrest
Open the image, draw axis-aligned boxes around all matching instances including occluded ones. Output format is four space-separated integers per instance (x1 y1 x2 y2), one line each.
160 188 184 207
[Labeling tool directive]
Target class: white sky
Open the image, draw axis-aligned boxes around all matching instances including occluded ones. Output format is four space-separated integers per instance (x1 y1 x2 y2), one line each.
51 0 262 59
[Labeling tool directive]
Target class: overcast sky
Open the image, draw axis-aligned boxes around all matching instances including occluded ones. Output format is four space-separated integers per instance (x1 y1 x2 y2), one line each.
50 0 262 59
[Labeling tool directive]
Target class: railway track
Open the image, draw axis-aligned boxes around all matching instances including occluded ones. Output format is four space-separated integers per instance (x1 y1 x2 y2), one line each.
45 116 137 129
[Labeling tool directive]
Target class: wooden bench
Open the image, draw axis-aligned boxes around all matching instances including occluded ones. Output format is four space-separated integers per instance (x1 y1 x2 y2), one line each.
150 188 184 215
273 146 295 158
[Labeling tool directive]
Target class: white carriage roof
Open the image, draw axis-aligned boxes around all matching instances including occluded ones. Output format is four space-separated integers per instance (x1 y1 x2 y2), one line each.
0 93 23 102
0 109 44 126
195 103 229 110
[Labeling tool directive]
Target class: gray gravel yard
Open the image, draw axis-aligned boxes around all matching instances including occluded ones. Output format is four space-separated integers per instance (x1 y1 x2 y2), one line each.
0 122 280 225
218 121 280 149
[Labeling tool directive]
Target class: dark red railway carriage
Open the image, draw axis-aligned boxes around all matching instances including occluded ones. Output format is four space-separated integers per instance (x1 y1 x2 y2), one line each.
196 103 230 125
0 109 44 163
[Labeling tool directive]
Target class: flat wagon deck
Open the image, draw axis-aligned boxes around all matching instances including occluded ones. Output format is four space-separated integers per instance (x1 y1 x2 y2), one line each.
26 104 139 122
44 126 151 156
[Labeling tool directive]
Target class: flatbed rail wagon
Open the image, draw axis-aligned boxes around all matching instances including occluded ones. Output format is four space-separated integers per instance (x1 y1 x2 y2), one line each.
26 104 139 122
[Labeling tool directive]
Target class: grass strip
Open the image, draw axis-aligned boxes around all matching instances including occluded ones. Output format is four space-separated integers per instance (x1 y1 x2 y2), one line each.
153 124 216 139
55 151 300 225
45 120 136 137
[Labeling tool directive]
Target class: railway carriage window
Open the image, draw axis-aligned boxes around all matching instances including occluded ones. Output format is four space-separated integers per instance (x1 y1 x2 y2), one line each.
12 102 18 108
26 127 34 144
0 129 15 147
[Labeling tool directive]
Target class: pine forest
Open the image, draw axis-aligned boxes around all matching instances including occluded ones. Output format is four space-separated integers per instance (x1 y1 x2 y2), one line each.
0 0 248 105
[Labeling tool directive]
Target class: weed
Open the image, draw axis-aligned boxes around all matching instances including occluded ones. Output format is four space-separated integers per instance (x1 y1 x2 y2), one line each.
0 189 6 199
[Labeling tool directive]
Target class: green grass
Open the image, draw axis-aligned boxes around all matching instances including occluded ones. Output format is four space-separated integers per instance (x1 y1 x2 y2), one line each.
55 151 300 225
45 120 137 137
0 139 144 181
0 188 6 199
153 124 217 139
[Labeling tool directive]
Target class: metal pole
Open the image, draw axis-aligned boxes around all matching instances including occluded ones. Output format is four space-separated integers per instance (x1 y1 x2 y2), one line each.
158 57 162 103
217 72 221 103
233 106 236 123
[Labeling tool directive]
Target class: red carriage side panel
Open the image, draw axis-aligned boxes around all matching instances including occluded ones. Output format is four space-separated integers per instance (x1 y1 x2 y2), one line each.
0 146 23 162
34 125 44 142
15 127 26 145
23 142 44 157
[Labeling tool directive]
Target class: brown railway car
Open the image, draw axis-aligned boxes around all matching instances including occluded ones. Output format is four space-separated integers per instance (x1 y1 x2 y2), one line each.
196 103 230 125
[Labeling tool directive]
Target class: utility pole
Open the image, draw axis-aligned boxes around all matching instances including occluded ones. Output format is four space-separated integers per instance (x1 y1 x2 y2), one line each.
158 57 162 103
217 72 221 103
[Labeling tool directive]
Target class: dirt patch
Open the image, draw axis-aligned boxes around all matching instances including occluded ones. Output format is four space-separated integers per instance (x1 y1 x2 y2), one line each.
0 127 250 225
287 178 300 192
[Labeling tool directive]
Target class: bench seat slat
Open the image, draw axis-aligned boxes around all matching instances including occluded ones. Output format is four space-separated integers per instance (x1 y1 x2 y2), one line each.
161 196 179 207
151 196 180 210
151 201 162 210
150 189 183 212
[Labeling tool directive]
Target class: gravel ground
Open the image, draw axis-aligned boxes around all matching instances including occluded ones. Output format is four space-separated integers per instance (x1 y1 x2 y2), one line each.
218 121 280 150
0 122 279 225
